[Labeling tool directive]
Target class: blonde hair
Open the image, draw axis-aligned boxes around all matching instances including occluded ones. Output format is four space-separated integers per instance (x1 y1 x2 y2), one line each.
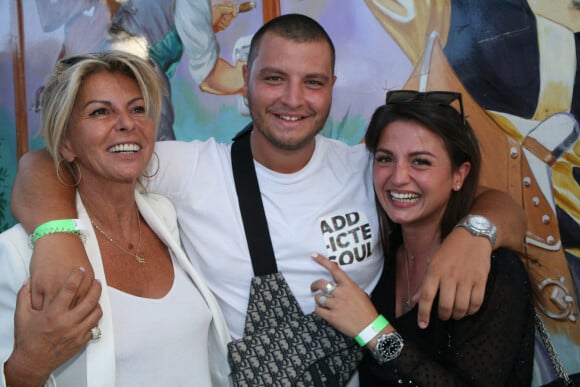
40 51 165 169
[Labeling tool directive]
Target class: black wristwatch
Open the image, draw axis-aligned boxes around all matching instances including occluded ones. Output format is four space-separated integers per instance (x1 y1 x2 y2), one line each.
371 332 404 364
455 214 497 248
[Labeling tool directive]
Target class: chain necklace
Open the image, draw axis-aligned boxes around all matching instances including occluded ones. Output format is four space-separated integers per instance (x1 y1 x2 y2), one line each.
89 208 145 264
403 245 414 313
403 245 433 313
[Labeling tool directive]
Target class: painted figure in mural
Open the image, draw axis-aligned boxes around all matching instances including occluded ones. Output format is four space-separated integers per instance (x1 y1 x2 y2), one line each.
312 92 535 386
34 0 112 56
34 0 253 140
174 0 253 95
32 0 114 114
364 0 580 381
0 51 230 386
106 0 253 139
11 14 527 385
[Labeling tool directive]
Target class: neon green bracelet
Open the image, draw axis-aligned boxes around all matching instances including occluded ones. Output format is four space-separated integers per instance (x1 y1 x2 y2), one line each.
29 219 87 246
355 315 389 347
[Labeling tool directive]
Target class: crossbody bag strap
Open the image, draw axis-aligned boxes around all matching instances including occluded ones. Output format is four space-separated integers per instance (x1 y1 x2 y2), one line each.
231 124 342 387
231 124 278 276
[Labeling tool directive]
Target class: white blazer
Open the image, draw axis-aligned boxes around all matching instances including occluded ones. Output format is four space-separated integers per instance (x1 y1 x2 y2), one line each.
0 191 232 387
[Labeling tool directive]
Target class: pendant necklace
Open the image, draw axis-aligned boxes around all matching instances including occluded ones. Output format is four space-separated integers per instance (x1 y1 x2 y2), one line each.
89 208 145 264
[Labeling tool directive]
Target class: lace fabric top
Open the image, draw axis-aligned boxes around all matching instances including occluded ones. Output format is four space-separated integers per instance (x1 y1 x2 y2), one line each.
359 247 535 386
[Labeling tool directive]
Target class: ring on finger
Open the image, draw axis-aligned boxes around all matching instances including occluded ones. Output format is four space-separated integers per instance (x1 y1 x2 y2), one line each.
324 281 337 296
318 295 328 308
90 326 102 341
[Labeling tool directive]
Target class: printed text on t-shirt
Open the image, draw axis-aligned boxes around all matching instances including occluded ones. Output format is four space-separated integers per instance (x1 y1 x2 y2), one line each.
319 211 372 265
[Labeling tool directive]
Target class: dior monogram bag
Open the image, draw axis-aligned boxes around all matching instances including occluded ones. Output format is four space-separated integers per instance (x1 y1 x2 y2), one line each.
227 126 363 386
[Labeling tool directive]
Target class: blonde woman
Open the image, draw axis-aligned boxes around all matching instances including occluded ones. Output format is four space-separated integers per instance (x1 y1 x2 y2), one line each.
0 51 230 387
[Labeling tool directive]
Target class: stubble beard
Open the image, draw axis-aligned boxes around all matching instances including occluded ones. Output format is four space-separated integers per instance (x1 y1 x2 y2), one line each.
255 122 323 151
247 101 330 152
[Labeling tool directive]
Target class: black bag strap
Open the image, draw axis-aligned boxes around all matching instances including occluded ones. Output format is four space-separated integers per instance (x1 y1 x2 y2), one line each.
231 123 278 276
231 124 341 387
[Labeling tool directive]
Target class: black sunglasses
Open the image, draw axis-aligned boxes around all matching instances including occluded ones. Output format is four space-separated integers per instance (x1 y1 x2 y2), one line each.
59 54 96 66
385 90 466 125
55 53 101 76
57 52 155 73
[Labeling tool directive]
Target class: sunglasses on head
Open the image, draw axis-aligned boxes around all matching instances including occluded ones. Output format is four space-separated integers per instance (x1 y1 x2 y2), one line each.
55 54 101 75
385 90 466 125
59 54 95 66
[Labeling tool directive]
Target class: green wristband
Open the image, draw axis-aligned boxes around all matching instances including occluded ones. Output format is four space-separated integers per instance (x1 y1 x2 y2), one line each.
29 219 86 246
355 315 389 347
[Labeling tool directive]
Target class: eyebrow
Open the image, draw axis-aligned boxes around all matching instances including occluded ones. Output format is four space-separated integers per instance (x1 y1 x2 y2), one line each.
258 67 332 82
375 148 436 158
81 96 144 110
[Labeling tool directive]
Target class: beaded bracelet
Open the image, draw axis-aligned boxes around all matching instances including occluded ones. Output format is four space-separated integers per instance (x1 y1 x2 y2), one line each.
29 219 87 247
355 314 389 347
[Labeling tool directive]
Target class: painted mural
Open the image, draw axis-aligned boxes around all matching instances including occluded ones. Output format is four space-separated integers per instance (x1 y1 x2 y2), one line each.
1 0 579 384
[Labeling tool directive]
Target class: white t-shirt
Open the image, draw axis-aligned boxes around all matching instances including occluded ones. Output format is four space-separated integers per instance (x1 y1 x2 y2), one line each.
151 135 383 339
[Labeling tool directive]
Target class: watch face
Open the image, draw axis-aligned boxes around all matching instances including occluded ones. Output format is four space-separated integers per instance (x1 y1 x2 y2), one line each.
470 215 491 231
459 215 497 248
374 332 404 363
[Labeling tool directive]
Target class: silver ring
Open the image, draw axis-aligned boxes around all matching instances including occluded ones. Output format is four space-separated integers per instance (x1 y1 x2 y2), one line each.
318 295 328 307
90 326 102 341
325 282 337 296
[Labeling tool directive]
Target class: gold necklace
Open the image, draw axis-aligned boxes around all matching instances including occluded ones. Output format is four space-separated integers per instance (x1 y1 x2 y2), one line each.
89 208 145 264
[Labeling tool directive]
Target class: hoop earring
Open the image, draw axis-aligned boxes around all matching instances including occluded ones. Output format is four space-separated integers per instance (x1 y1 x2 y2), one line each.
56 160 81 187
142 152 160 179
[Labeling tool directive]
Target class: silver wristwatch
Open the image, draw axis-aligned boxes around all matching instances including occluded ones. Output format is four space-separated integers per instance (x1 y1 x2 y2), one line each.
371 332 404 364
455 214 497 248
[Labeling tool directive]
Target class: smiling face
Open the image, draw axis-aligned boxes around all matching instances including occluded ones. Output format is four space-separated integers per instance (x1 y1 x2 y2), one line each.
373 120 470 230
243 32 336 171
60 71 156 188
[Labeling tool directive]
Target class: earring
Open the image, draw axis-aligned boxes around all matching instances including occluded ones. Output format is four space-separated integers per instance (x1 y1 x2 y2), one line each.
57 159 81 187
142 152 160 179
